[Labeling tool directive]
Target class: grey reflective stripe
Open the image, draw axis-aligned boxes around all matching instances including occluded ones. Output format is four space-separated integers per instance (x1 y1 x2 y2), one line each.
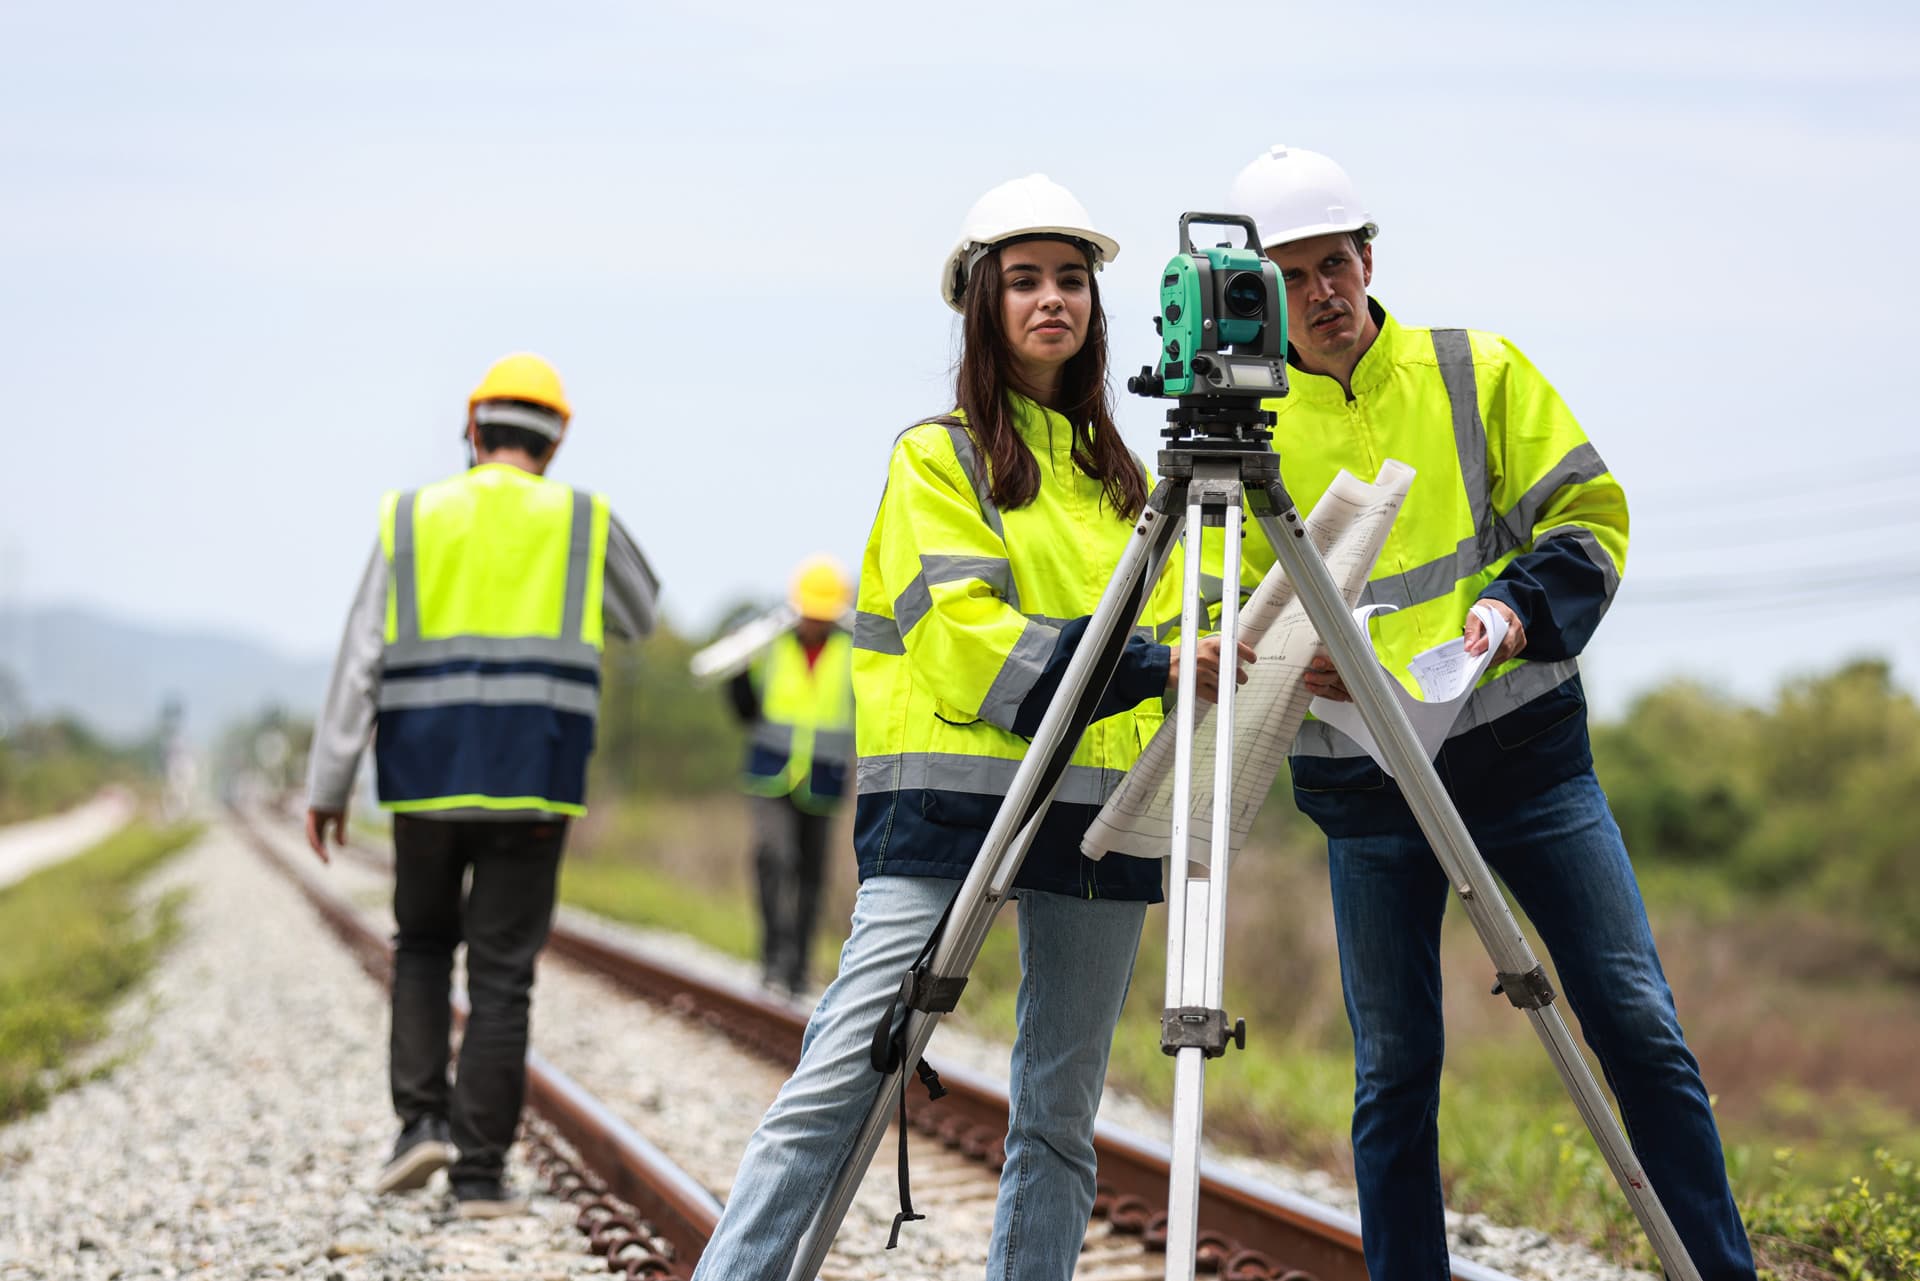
852 610 906 655
813 729 855 762
377 671 601 718
977 616 1061 729
943 422 1006 543
473 400 564 439
1290 658 1581 758
893 553 1017 638
1489 442 1608 560
384 634 601 669
1432 329 1490 532
1358 441 1613 614
1537 523 1621 605
857 751 1126 806
391 490 418 642
560 488 594 640
1358 535 1482 612
751 721 795 752
1198 573 1224 606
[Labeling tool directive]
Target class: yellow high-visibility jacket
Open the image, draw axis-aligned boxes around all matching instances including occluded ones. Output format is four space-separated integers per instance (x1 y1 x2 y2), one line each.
375 465 611 816
851 395 1181 900
740 628 855 814
1243 300 1628 833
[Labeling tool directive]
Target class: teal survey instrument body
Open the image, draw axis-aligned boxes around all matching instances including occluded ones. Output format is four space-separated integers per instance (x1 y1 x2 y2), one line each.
1137 212 1288 399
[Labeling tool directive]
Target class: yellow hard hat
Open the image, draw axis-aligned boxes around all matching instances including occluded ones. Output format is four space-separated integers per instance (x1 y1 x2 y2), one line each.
790 555 853 622
468 352 572 423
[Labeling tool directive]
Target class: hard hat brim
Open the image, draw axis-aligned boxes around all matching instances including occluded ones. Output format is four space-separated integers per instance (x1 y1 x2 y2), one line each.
1260 219 1380 251
941 226 1122 314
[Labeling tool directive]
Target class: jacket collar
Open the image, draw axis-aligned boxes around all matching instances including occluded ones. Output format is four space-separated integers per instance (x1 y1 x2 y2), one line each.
1283 297 1400 404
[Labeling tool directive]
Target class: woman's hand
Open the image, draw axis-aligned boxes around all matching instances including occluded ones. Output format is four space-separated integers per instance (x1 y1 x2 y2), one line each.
1166 636 1257 703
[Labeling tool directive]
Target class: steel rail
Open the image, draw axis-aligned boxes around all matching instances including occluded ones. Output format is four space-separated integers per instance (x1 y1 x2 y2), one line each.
229 807 720 1279
264 806 1520 1281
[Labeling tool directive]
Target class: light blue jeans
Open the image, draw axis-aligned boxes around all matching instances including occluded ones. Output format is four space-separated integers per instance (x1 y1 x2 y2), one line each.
689 873 1147 1281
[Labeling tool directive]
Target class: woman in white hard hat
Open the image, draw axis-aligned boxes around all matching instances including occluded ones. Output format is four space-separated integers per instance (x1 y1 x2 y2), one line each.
690 176 1249 1281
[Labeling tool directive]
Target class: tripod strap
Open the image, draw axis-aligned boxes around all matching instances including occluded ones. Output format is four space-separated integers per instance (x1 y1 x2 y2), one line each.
868 899 963 1248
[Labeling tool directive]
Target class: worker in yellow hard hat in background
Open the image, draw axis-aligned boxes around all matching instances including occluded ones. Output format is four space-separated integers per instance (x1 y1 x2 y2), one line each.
725 556 856 997
303 352 661 1217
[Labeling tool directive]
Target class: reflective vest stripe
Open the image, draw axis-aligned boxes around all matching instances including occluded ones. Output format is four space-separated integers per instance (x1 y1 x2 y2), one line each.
751 721 794 752
856 751 1125 807
977 616 1061 726
384 634 600 668
392 489 420 641
853 610 906 655
559 487 593 640
939 421 1024 611
378 671 601 717
1432 328 1491 530
893 553 1017 637
855 607 1155 656
1356 439 1613 615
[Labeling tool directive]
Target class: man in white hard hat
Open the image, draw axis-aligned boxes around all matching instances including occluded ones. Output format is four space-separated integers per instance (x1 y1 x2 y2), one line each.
1226 145 1755 1278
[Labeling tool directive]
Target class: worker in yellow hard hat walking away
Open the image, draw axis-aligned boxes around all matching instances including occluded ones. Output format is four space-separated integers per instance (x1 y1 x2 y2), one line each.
726 556 856 997
302 352 660 1217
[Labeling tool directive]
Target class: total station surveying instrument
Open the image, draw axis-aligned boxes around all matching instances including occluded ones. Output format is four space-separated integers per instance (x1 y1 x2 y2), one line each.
785 215 1705 1281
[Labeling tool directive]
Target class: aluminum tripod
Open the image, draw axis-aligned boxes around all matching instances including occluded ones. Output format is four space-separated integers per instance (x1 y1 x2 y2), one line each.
787 413 1703 1281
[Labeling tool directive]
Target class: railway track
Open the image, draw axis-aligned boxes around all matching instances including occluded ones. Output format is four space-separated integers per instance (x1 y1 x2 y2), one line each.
236 804 1519 1281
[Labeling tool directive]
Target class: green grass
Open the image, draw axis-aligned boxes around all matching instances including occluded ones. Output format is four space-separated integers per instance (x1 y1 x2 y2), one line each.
0 819 203 1120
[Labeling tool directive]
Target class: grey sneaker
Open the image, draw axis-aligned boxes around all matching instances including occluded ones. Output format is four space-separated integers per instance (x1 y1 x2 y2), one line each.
375 1116 456 1194
452 1174 528 1219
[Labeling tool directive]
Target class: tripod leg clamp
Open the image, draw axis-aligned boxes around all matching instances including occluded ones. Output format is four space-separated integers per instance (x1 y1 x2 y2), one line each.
902 968 967 1014
1491 965 1557 1010
1161 1007 1246 1058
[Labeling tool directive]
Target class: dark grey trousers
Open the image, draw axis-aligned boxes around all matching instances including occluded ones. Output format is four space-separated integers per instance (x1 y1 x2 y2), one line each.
388 814 565 1181
748 794 831 993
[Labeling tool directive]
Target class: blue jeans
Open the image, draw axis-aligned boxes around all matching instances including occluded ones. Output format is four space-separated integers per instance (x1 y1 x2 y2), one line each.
689 873 1147 1281
1327 769 1755 1280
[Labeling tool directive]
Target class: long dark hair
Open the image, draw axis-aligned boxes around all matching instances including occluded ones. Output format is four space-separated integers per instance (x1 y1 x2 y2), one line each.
944 246 1147 520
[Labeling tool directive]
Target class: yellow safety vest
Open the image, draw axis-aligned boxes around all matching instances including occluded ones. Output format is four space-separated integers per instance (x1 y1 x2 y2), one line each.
742 629 855 814
1242 303 1628 756
375 463 611 815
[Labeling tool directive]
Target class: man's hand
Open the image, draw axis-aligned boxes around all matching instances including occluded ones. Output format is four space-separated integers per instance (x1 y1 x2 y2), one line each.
1304 653 1350 702
1167 636 1257 704
1464 599 1526 663
305 807 348 864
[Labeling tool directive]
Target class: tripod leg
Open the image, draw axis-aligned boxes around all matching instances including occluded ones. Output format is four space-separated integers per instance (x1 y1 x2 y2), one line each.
1248 499 1705 1281
784 489 1187 1281
1164 473 1246 1281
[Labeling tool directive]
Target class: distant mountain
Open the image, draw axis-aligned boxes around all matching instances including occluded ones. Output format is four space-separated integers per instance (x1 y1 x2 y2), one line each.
0 605 331 744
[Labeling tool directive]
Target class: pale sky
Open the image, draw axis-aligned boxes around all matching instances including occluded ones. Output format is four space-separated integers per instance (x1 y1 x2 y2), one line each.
3 1 1917 718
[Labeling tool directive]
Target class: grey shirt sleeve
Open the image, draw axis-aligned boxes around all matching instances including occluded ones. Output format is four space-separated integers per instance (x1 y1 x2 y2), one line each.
602 513 660 641
305 544 387 811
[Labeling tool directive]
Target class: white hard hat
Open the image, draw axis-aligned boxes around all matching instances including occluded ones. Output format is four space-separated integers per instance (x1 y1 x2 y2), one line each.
940 174 1120 313
1228 144 1379 251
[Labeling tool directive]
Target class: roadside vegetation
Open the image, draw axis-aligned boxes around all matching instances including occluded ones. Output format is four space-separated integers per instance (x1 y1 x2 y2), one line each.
566 649 1920 1279
0 820 203 1120
0 714 142 825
